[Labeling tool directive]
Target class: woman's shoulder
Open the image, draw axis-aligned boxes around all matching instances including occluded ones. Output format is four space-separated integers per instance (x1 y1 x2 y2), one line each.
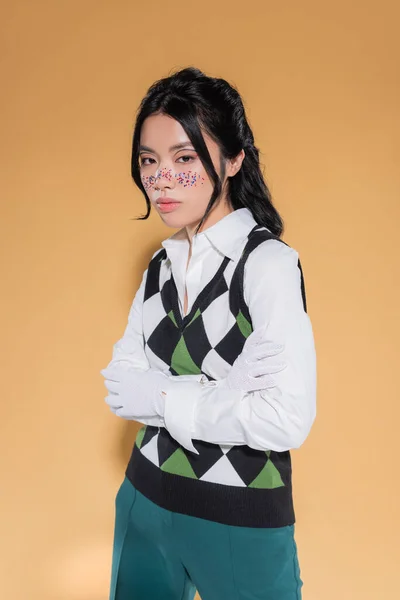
150 246 165 261
141 246 168 274
244 235 300 276
242 235 305 311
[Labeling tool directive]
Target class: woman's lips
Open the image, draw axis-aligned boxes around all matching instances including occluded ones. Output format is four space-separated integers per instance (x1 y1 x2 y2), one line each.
157 200 181 213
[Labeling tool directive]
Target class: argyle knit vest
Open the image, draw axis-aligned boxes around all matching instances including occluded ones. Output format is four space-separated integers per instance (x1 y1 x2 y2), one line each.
126 224 307 527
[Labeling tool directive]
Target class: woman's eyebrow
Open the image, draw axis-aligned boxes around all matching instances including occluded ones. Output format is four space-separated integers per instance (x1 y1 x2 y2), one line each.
139 142 194 153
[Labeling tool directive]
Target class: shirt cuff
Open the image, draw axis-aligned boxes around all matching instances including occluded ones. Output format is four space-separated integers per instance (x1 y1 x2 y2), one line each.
161 374 207 454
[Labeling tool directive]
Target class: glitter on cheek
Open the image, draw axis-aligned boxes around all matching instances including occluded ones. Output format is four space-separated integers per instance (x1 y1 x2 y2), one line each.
175 171 205 187
141 175 156 191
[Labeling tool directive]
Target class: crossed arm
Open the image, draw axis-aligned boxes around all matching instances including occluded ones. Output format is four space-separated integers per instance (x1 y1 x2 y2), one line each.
101 241 317 454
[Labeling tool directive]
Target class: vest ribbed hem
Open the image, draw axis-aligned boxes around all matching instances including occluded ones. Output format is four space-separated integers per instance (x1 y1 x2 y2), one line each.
125 443 296 528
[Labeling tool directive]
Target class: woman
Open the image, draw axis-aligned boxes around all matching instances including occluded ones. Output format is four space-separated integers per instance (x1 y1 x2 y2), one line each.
101 67 317 600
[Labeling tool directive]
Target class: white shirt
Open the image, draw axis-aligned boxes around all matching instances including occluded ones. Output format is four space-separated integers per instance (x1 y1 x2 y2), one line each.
105 208 317 455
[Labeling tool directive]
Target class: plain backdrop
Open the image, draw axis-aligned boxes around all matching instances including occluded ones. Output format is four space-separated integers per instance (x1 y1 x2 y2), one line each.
1 1 399 599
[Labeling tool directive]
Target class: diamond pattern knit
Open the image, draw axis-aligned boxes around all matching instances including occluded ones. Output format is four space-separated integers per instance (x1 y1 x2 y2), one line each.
126 225 307 526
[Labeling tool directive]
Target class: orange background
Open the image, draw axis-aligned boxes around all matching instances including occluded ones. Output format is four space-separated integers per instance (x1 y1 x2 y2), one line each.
1 1 399 599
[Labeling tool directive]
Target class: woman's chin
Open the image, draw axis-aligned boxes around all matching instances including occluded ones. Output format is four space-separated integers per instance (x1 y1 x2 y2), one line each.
158 211 186 228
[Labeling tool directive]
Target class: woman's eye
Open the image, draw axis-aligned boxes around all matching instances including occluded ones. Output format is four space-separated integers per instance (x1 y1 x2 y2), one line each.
177 155 195 164
140 157 155 166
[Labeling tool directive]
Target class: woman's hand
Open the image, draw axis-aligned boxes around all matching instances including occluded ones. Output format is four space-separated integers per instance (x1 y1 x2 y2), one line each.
101 368 169 419
225 327 287 392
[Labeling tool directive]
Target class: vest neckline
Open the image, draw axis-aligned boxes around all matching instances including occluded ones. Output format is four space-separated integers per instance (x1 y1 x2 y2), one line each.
169 254 231 331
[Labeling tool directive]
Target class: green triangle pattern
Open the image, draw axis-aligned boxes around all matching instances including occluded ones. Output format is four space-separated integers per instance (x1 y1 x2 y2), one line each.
160 448 198 479
249 459 285 489
135 426 147 449
171 335 202 375
168 309 177 327
187 307 201 327
236 310 252 338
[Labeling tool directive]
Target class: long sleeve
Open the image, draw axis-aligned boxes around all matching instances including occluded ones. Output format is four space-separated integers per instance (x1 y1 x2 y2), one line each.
162 240 317 454
102 263 204 427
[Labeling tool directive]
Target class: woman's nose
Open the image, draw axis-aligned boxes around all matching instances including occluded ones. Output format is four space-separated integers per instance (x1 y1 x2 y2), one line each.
154 167 175 190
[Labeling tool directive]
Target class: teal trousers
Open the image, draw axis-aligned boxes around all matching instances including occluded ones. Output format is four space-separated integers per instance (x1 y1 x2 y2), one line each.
109 477 303 600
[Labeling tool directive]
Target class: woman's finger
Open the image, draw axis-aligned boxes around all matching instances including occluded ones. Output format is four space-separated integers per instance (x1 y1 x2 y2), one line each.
100 367 121 382
247 373 277 390
249 361 287 377
103 379 120 394
250 361 287 377
251 342 285 359
104 394 122 409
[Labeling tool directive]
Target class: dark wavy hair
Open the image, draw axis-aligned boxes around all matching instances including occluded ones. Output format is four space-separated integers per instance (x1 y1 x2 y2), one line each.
130 66 284 237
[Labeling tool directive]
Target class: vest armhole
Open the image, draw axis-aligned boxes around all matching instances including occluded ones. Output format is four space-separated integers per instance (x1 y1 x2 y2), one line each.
237 232 308 319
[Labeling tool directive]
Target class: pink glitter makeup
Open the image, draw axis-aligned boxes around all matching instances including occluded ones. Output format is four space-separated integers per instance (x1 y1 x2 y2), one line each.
156 168 174 182
176 171 205 187
141 175 156 191
141 168 205 190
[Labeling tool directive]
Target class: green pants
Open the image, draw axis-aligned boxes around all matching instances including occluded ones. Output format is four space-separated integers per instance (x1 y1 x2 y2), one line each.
109 477 303 600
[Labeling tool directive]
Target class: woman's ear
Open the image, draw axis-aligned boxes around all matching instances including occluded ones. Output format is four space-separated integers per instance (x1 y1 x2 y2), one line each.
227 149 245 177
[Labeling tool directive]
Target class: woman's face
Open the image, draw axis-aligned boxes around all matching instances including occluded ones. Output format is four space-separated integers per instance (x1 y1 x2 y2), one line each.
139 113 236 234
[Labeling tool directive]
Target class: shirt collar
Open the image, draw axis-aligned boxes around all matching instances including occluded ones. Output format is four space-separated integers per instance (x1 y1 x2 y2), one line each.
161 207 260 261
